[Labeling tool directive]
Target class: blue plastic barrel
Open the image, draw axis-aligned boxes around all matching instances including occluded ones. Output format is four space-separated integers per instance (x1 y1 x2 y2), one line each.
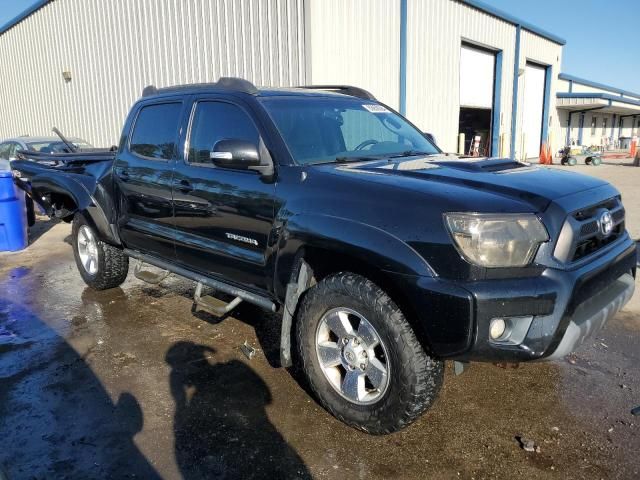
0 170 28 251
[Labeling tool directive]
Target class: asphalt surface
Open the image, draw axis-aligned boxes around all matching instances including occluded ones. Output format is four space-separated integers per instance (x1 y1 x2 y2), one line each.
2 155 640 480
0 220 637 480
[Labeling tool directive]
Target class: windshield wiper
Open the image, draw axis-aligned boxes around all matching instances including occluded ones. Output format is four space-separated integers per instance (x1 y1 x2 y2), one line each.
387 150 435 159
334 155 383 163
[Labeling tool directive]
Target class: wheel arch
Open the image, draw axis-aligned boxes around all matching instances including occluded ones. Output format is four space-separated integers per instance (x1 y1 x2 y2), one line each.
31 175 120 245
276 215 438 366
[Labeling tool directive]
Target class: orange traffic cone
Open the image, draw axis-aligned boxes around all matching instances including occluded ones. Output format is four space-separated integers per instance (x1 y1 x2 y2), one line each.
539 144 547 164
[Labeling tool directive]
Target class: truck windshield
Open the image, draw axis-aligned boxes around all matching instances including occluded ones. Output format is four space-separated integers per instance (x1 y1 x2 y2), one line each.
260 97 439 165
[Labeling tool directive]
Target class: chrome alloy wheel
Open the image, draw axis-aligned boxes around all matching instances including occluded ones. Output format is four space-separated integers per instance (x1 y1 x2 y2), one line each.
77 225 99 275
315 307 390 405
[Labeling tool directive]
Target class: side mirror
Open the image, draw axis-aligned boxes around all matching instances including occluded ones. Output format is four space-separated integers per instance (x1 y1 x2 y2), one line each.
211 138 274 178
423 132 437 146
211 139 260 169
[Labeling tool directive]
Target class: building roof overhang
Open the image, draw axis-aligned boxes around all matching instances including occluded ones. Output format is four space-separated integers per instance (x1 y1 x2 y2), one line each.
557 93 640 116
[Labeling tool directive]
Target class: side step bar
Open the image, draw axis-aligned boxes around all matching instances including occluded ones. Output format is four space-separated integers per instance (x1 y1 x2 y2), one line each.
133 260 171 284
194 282 243 316
123 249 277 313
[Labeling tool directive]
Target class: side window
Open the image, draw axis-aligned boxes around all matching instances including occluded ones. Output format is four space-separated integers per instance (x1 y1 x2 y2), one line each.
130 102 182 160
1 142 19 160
590 117 597 135
188 101 259 165
0 143 10 160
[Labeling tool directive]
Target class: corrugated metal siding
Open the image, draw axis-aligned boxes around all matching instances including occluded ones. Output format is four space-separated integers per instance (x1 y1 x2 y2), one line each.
405 0 516 153
514 30 562 158
307 0 401 109
0 0 306 147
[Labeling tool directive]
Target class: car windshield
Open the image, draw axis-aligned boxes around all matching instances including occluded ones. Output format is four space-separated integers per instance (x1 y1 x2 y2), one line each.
260 96 439 165
27 140 92 153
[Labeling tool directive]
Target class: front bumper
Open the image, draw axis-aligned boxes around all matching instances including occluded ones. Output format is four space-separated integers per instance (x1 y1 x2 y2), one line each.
390 236 636 362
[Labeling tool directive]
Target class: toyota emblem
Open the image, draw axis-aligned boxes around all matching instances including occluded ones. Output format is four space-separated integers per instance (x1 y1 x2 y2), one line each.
599 211 613 236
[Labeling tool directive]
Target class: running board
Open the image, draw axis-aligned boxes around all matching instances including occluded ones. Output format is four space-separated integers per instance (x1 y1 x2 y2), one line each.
133 260 171 284
123 249 277 313
193 282 242 316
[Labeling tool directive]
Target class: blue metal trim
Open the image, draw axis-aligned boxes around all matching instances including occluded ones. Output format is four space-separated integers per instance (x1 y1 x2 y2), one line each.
399 0 408 115
557 92 640 108
491 50 503 156
558 73 640 100
566 112 573 145
509 26 521 159
541 65 553 144
0 0 50 35
577 113 585 145
611 114 616 139
459 0 566 45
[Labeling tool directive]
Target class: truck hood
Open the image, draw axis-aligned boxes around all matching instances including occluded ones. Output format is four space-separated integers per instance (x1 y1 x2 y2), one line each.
323 155 608 211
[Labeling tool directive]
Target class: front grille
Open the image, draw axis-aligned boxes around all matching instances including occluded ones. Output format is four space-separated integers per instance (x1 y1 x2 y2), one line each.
554 197 626 263
573 223 624 261
579 221 598 236
570 198 625 262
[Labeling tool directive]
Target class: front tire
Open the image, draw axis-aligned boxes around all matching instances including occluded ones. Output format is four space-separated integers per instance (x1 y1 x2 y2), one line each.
296 272 443 434
72 214 129 290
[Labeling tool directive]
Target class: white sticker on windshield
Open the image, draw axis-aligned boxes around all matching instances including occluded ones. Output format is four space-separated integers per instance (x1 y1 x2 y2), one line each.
363 104 389 113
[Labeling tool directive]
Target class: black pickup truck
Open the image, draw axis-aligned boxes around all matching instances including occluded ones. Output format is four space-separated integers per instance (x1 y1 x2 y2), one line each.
11 77 636 434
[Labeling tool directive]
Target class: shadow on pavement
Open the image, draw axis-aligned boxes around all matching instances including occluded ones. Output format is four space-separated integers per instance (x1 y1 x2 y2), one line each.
0 294 161 479
166 341 311 479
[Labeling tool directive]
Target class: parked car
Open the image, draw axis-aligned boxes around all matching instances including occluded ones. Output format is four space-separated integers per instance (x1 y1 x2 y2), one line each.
1 135 94 226
0 136 93 160
10 78 636 434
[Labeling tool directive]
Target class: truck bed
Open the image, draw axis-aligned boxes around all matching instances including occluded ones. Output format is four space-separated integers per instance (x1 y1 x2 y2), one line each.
16 148 116 167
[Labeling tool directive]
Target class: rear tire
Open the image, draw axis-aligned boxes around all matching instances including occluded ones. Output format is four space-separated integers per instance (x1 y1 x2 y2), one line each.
72 214 129 290
296 272 443 434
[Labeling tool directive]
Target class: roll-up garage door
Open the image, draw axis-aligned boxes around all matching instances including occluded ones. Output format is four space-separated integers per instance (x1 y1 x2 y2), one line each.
459 45 496 156
522 63 546 159
459 45 495 108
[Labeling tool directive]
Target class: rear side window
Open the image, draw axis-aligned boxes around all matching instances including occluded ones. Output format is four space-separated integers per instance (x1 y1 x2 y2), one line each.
130 102 182 159
188 101 259 165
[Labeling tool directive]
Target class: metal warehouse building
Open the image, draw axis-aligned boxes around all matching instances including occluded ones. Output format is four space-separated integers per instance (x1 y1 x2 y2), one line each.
1 0 638 159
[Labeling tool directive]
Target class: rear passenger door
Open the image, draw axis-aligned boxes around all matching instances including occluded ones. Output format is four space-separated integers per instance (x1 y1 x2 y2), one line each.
114 99 185 259
172 97 276 291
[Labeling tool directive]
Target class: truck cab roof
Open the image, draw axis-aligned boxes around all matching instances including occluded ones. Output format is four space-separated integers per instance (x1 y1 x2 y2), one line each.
140 77 376 102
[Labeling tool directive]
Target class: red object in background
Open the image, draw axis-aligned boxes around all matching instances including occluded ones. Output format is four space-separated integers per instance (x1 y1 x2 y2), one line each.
539 143 552 164
630 139 637 159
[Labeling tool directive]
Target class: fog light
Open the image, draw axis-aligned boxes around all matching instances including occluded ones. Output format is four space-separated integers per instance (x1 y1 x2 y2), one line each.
489 318 507 340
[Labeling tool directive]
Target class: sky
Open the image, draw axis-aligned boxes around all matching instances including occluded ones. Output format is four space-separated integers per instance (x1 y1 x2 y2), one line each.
475 0 640 92
0 0 39 27
1 0 639 93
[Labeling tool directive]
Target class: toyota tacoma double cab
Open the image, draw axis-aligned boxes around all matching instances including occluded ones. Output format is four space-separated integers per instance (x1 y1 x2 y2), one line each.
11 77 636 434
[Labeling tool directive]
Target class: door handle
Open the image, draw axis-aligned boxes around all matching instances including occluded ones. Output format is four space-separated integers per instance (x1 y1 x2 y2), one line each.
116 169 130 181
176 180 194 193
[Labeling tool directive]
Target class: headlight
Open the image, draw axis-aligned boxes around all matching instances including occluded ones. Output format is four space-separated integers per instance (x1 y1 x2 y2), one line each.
444 213 548 267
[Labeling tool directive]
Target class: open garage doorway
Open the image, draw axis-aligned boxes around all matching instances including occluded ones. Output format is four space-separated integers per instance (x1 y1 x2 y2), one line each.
459 44 496 156
522 62 547 159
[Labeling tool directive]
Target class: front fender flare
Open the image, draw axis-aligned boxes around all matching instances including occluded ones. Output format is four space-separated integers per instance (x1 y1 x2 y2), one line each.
274 213 435 298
